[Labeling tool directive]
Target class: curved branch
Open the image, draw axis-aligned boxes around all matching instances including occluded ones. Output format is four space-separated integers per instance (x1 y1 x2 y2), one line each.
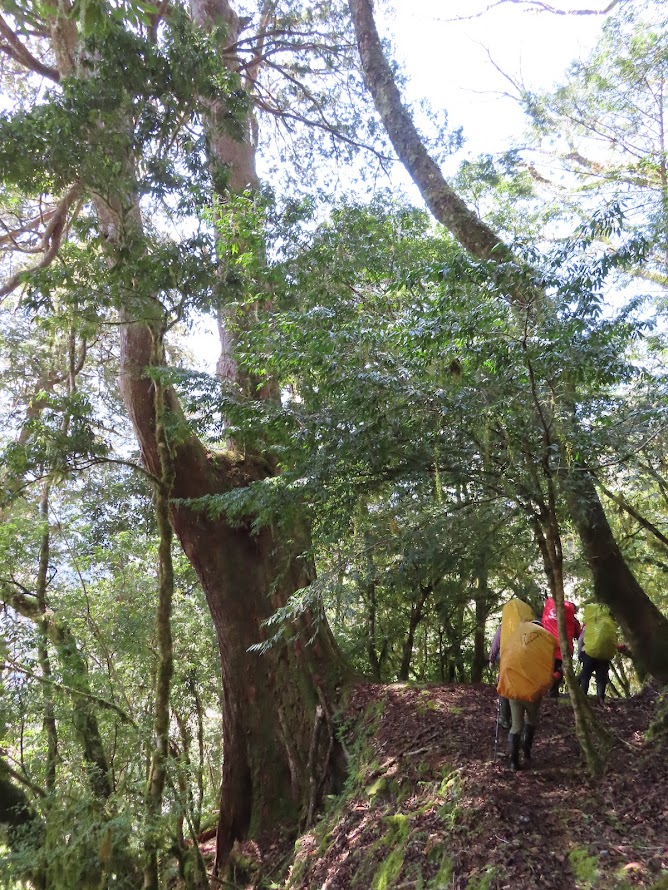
0 184 82 301
0 14 59 81
348 0 513 266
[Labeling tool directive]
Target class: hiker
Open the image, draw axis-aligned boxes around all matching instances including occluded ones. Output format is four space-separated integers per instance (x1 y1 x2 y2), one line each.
578 603 625 705
541 595 581 698
488 623 511 729
497 617 557 771
489 599 534 732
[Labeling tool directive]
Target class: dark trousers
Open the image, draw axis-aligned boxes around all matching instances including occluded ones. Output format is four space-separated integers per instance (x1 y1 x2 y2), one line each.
579 652 610 701
498 695 511 728
548 658 563 697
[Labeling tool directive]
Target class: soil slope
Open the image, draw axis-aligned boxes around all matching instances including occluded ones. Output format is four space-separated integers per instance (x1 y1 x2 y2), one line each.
282 682 667 890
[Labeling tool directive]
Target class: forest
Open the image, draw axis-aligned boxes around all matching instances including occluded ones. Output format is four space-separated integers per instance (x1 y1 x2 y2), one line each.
0 0 667 887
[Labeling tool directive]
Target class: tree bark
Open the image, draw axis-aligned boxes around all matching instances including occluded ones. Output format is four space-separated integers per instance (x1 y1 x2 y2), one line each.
564 471 668 682
347 0 668 683
36 482 58 794
143 348 176 890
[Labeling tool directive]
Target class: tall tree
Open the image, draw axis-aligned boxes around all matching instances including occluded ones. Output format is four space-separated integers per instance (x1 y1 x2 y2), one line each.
0 0 362 874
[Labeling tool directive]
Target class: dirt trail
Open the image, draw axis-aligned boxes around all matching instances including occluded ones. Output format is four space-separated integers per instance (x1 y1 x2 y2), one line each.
286 682 668 890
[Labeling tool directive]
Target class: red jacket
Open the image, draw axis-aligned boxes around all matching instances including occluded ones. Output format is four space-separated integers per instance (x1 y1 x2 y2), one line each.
541 598 582 660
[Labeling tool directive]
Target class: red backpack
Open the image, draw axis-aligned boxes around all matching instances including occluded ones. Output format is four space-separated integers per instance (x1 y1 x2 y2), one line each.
541 598 577 659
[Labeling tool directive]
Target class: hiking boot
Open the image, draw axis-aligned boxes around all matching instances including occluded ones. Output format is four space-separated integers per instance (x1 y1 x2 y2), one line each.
522 725 535 764
508 732 522 771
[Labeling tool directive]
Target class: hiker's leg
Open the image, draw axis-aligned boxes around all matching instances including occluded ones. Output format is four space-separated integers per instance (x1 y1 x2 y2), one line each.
549 659 563 697
499 696 511 729
594 659 610 703
508 699 524 770
522 701 539 762
579 654 595 696
509 699 525 735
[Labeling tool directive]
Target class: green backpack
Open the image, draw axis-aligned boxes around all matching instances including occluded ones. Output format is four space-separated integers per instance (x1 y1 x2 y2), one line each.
583 603 618 661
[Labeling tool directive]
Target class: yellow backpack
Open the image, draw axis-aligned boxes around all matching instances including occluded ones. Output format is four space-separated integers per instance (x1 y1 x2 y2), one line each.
497 622 557 702
500 599 534 655
583 603 618 661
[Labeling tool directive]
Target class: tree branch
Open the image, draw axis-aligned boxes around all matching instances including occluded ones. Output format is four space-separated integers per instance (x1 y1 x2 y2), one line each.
0 14 59 82
348 0 516 267
1 657 136 725
598 481 668 552
432 0 619 22
0 184 82 301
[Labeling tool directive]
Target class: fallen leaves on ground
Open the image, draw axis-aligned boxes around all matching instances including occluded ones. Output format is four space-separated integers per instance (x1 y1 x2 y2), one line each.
283 681 667 890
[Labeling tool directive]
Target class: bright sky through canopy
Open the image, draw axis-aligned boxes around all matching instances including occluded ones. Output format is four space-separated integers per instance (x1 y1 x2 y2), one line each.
196 1 611 368
383 1 606 157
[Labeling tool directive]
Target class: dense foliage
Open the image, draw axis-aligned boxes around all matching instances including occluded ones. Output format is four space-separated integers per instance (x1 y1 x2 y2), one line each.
0 0 667 887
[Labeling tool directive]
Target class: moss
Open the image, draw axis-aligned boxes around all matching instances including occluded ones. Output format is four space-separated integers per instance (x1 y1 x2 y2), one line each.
366 776 387 798
371 815 411 890
466 865 501 889
568 846 599 888
427 853 454 888
417 695 440 715
372 846 406 890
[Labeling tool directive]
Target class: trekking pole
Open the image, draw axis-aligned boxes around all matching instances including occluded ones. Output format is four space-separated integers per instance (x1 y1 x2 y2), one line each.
493 694 500 762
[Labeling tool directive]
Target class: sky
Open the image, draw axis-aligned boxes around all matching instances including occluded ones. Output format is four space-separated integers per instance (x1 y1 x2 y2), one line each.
381 0 606 158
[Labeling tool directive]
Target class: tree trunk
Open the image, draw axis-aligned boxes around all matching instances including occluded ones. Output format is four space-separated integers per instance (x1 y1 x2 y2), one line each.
121 325 350 867
36 482 58 794
398 585 430 681
471 568 490 683
542 485 609 778
347 0 668 684
565 471 668 682
174 494 350 864
143 354 177 890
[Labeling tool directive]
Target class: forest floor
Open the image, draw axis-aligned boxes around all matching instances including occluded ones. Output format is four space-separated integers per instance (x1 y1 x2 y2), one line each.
213 681 668 890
